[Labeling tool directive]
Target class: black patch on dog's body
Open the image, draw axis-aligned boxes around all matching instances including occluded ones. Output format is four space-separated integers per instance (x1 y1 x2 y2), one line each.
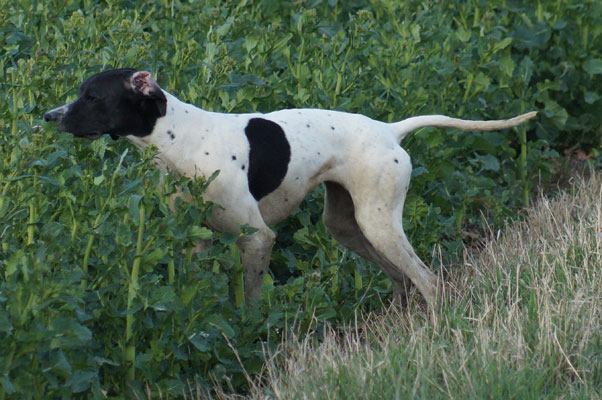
244 118 291 200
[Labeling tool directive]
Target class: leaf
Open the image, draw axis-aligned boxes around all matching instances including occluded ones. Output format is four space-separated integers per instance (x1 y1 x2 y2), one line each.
5 250 24 278
90 138 107 158
419 128 443 147
0 376 15 395
474 154 500 171
141 247 167 267
0 310 12 334
512 22 551 49
544 99 568 129
187 226 213 241
65 370 96 393
456 27 471 42
216 17 233 38
263 273 274 285
492 37 513 53
583 58 602 75
181 283 199 306
93 356 120 367
473 72 491 93
518 56 535 83
499 53 515 77
51 350 73 377
271 33 293 52
411 166 428 178
93 175 105 185
206 314 236 338
219 231 238 245
188 332 211 352
117 178 142 196
293 226 309 244
410 24 421 42
584 91 600 104
41 221 64 238
128 194 142 223
151 286 177 308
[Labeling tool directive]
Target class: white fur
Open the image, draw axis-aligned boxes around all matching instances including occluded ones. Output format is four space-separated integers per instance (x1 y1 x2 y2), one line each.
127 90 536 306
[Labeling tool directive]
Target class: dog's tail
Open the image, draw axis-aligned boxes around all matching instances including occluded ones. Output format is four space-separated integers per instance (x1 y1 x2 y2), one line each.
390 111 537 142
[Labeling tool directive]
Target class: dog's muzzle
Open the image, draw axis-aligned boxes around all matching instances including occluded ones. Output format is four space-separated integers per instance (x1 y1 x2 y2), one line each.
43 103 103 139
43 104 69 123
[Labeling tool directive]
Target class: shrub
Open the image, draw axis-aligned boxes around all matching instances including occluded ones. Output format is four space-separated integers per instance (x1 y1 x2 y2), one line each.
0 0 600 397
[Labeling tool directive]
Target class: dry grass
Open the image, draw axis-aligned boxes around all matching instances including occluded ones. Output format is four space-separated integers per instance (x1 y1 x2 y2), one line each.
233 173 602 399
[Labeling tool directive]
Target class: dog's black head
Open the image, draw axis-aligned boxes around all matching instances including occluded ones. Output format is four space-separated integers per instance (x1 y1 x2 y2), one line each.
44 68 167 140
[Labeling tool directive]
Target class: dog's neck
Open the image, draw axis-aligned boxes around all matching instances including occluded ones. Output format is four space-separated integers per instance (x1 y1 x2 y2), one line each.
126 91 204 147
125 91 207 173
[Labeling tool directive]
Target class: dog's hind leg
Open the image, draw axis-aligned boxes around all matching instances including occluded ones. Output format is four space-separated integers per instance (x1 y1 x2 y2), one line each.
322 181 413 305
344 150 441 309
353 198 440 309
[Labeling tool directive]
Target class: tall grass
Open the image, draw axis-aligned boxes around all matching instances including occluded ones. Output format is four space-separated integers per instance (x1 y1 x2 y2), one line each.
242 174 602 399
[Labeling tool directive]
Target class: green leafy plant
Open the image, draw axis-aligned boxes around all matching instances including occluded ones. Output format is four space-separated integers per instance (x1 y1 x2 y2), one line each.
1 0 600 398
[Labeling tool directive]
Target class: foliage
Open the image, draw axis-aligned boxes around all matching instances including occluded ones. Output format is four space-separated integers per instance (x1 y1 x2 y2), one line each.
0 0 600 397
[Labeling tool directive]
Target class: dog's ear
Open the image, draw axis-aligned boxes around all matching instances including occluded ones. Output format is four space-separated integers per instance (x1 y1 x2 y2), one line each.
128 71 167 117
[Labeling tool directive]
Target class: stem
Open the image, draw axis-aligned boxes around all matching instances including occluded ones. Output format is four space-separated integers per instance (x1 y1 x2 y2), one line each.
0 176 12 252
11 70 19 136
333 37 352 107
27 199 35 245
27 174 37 246
354 266 362 291
81 211 103 289
455 202 466 233
81 236 94 289
125 203 145 381
520 124 529 208
168 255 175 285
229 244 244 308
82 150 128 288
184 246 192 274
0 344 15 400
70 213 78 241
297 38 304 96
458 73 474 117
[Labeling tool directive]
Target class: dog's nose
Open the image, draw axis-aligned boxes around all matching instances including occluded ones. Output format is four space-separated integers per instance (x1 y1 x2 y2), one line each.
43 106 67 123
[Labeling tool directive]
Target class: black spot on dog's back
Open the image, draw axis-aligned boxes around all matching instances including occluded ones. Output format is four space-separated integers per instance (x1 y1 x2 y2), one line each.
244 118 291 200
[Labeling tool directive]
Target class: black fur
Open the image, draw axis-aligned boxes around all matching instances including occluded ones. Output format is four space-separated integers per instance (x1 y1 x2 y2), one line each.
244 118 291 200
44 68 166 139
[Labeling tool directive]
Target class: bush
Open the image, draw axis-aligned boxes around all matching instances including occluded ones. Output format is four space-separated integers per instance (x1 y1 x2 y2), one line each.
0 0 600 397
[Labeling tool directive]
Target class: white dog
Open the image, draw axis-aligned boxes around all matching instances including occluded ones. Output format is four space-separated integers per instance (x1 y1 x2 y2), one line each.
44 68 536 307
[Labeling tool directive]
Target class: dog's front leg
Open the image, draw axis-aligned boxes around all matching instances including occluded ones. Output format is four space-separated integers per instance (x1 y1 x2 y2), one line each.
236 227 275 300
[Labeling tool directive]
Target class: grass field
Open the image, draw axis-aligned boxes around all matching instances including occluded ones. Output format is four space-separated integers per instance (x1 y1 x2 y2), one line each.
242 173 602 399
1 0 601 398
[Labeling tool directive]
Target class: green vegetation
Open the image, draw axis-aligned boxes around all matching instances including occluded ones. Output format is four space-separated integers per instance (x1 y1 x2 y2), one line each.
0 0 600 398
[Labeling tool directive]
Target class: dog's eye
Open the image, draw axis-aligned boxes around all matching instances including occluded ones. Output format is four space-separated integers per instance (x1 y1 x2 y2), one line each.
84 93 99 102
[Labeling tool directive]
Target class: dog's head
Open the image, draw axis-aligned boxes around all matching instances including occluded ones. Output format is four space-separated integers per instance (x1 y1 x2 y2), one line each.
44 68 167 140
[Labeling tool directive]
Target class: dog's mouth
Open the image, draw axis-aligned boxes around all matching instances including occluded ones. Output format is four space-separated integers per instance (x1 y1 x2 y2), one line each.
44 108 106 140
67 130 104 140
81 133 104 140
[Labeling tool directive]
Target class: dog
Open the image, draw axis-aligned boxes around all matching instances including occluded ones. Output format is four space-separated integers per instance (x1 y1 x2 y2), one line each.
44 68 536 308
